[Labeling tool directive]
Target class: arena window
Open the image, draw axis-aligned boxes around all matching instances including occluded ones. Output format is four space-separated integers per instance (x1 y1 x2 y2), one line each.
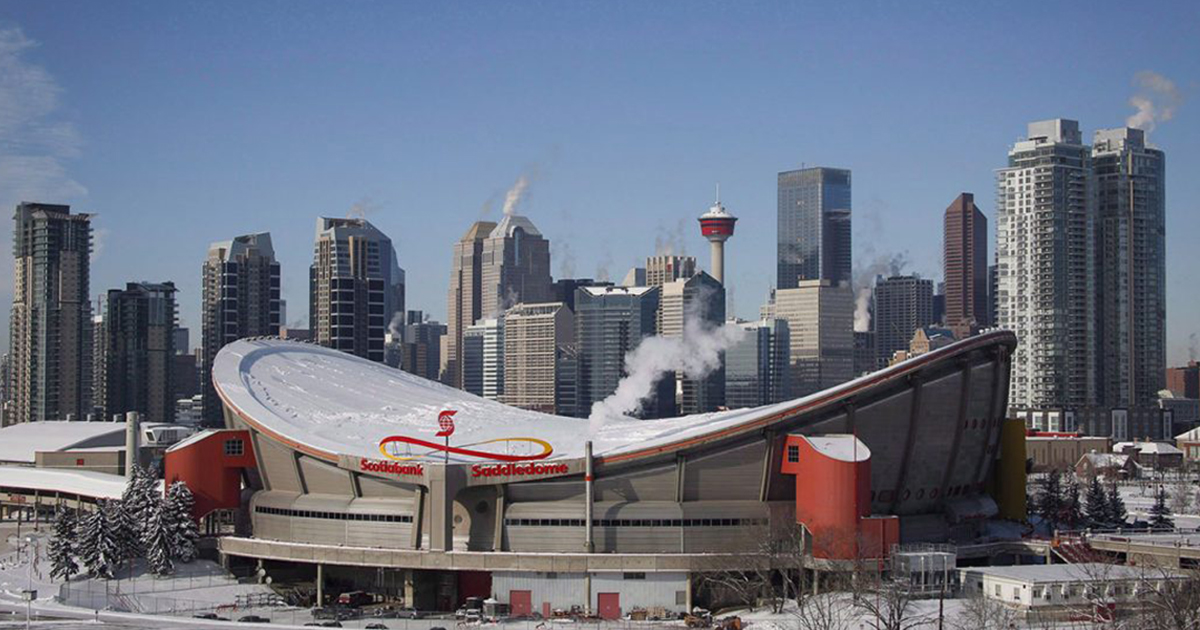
224 438 244 457
255 505 412 523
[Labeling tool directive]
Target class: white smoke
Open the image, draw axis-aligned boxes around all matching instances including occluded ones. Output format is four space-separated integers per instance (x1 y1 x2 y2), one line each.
588 299 745 434
852 252 909 333
502 174 529 216
1189 332 1198 363
653 218 688 256
387 312 406 339
1126 71 1184 132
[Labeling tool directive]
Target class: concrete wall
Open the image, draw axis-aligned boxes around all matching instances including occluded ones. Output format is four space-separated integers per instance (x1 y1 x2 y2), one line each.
492 571 688 615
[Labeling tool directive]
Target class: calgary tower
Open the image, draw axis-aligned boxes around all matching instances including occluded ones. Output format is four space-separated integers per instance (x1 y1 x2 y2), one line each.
697 187 737 284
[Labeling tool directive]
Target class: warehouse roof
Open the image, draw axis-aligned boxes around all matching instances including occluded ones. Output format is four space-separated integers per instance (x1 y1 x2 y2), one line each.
0 421 128 464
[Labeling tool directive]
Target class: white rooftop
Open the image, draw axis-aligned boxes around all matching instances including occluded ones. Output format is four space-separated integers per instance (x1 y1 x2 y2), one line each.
1115 441 1183 455
490 213 542 238
0 421 128 464
580 285 655 297
0 466 131 500
961 563 1168 584
214 337 958 465
801 435 870 462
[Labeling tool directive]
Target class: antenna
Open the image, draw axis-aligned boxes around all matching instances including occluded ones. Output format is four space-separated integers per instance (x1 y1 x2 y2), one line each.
715 183 720 204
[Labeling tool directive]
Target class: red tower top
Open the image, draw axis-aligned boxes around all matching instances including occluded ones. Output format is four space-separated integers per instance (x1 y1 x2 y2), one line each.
698 196 737 241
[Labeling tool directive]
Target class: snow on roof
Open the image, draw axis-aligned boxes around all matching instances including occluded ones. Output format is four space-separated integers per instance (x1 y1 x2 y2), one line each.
960 563 1169 584
800 435 870 462
1078 452 1131 468
0 466 130 500
0 421 127 464
1114 441 1184 455
213 333 1012 465
1176 427 1200 441
490 214 542 238
580 285 655 297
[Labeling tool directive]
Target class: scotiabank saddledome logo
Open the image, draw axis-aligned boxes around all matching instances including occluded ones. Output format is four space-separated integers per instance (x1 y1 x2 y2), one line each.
377 409 554 463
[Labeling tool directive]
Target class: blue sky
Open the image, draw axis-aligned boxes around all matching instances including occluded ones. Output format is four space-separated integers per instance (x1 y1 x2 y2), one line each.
1 1 1197 362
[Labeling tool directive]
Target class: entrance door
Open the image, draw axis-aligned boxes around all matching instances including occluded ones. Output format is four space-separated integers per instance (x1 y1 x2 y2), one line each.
510 590 532 617
597 592 620 620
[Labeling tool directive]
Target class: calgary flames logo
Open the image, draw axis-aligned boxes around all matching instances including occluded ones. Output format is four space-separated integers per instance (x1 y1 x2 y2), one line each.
378 409 553 463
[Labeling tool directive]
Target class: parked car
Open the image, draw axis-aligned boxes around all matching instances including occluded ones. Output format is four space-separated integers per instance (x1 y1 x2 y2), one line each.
396 608 423 619
193 612 229 621
238 615 271 623
337 591 373 608
365 624 389 630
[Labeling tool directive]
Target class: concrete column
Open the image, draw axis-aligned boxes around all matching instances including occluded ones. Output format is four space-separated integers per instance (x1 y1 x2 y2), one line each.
316 564 324 607
584 441 594 553
403 569 415 607
584 572 592 616
685 574 693 613
124 411 141 477
710 241 725 285
428 466 466 552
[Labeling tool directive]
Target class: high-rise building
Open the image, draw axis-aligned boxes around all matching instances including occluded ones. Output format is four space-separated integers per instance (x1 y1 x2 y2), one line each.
1093 127 1166 408
777 167 851 289
463 318 503 401
103 282 177 424
481 214 552 319
173 328 190 355
446 221 497 388
873 275 934 366
8 203 93 424
574 285 670 418
853 330 878 376
943 192 989 338
997 119 1096 410
775 280 854 397
552 278 612 313
201 233 281 425
1166 362 1199 399
988 263 999 330
396 311 446 382
646 255 697 287
90 310 106 419
501 302 575 414
726 318 790 409
660 271 725 414
310 217 405 363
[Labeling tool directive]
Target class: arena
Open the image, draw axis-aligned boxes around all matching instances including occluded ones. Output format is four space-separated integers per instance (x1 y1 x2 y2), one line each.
173 330 1023 615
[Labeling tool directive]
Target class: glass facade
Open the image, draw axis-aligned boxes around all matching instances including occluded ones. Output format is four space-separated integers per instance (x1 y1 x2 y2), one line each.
777 167 852 290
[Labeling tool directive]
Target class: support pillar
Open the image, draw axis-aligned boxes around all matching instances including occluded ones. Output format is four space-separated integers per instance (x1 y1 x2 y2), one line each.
584 441 594 553
316 564 324 607
584 572 592 616
684 574 693 613
403 569 415 607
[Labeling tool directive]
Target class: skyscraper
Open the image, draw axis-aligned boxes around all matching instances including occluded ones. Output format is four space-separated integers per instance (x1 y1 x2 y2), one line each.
446 221 497 388
943 192 989 338
501 302 575 414
396 311 447 382
102 282 177 424
872 275 934 366
310 217 405 363
777 167 851 290
775 280 854 397
645 255 697 287
997 119 1096 410
574 285 669 418
201 233 281 425
480 213 553 319
660 271 726 414
463 318 503 400
8 203 93 424
1093 127 1166 408
725 318 790 409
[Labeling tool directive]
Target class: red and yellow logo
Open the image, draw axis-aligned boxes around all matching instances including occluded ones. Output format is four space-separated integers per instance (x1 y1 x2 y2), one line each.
378 410 553 463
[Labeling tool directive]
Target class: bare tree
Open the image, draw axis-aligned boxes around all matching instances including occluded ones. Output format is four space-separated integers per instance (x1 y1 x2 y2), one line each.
949 591 1019 630
851 569 933 630
795 591 855 630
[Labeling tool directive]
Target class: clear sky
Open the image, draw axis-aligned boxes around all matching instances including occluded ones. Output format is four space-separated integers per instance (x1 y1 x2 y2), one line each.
1 1 1197 362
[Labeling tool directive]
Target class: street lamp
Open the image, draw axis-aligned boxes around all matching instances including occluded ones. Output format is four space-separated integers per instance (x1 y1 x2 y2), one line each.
23 535 36 630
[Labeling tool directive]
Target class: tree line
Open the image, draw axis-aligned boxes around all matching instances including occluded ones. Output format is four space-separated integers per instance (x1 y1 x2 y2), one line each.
48 465 201 580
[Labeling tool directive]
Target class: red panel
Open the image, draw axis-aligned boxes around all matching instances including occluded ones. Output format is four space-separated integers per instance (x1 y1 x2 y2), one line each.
542 602 551 618
597 593 621 620
163 429 256 519
509 590 532 617
457 571 492 608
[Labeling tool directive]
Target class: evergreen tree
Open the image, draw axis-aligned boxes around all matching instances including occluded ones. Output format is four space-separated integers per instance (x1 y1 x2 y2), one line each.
1035 470 1064 531
78 502 119 579
107 499 140 570
121 465 157 525
48 508 79 581
1149 485 1175 530
1107 481 1128 527
141 500 174 576
1084 476 1109 527
1060 478 1083 530
166 480 200 563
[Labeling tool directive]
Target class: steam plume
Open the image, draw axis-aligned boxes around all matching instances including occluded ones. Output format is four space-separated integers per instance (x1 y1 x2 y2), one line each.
853 252 909 333
588 292 745 433
1189 332 1198 363
502 174 529 216
1126 71 1184 132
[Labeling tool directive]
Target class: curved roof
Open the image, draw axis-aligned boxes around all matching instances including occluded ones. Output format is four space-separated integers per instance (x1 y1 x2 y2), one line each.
213 331 1015 466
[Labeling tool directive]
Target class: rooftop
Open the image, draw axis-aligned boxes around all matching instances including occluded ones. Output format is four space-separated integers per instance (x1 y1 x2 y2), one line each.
961 563 1168 584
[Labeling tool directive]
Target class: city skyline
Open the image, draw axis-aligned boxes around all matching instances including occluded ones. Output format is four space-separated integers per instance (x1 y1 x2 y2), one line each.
0 3 1197 363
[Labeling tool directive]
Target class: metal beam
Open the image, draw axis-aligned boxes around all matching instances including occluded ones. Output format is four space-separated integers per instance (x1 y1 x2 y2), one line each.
889 374 924 513
937 361 972 503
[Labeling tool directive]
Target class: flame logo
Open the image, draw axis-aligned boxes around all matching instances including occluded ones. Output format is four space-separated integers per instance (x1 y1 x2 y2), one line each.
378 435 553 462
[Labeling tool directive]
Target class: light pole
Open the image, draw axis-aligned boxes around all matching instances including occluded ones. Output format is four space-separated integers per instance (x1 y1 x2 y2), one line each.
24 535 35 630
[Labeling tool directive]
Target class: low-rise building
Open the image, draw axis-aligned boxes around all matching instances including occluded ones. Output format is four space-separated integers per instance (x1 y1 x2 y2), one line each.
1114 441 1184 470
959 564 1181 620
1176 427 1200 461
1025 434 1111 473
1075 452 1138 480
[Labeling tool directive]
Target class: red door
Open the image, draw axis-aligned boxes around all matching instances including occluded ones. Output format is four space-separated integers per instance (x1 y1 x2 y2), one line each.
597 593 620 620
542 602 551 618
510 590 532 617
